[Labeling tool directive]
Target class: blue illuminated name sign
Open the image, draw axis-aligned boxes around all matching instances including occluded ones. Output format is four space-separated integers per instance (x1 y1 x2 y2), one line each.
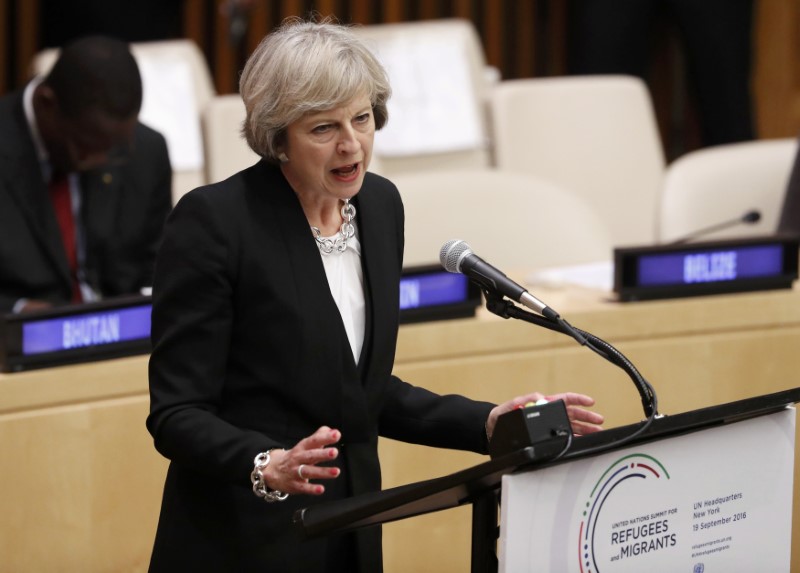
614 236 799 302
22 305 152 356
399 272 469 310
398 265 481 323
637 245 784 287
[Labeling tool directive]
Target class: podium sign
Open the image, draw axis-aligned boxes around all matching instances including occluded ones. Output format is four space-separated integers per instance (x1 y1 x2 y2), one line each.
499 407 795 572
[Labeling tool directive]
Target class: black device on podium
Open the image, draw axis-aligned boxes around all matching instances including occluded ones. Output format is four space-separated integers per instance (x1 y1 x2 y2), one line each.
294 388 800 573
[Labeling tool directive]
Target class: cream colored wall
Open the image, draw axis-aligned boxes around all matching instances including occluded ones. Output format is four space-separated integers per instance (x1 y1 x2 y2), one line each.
2 284 800 571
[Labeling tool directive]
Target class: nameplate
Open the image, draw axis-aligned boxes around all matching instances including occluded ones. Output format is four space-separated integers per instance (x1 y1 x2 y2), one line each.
399 264 481 324
613 235 799 301
0 296 152 372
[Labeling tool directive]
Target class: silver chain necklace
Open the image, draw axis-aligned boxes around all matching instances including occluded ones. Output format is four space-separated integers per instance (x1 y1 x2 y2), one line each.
311 199 356 254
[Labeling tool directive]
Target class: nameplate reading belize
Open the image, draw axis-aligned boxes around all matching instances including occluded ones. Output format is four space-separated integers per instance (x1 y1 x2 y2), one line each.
636 244 782 287
498 408 795 572
613 236 799 301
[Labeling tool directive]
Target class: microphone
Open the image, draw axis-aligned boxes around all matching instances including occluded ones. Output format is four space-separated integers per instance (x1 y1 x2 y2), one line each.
439 239 560 320
668 209 761 245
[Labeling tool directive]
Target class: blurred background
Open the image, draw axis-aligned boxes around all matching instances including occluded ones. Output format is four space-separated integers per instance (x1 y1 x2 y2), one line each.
4 4 800 572
2 0 798 164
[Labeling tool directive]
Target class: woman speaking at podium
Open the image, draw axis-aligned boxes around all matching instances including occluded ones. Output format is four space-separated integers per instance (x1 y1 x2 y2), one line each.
145 17 604 572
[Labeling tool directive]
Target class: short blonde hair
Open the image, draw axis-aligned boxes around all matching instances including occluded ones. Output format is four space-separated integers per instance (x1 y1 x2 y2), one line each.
240 17 392 162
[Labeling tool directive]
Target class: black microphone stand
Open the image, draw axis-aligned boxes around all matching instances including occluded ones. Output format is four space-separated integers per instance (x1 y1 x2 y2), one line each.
668 209 761 245
482 291 659 455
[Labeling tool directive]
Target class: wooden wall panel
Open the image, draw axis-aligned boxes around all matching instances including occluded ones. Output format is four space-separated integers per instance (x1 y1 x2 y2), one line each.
482 0 504 72
514 1 536 79
349 0 373 24
14 0 38 86
754 0 800 139
0 0 7 94
182 0 206 48
1 1 799 161
245 1 270 55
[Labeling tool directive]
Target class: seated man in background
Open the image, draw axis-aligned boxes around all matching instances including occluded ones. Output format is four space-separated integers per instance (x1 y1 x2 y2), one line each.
0 35 172 314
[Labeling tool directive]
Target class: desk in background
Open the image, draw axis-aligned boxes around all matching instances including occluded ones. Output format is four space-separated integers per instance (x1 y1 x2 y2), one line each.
2 284 799 572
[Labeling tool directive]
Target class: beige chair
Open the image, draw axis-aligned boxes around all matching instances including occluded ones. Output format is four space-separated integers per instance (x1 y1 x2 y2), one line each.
31 39 216 204
393 168 613 271
202 94 260 184
657 138 799 243
489 75 666 248
352 19 494 177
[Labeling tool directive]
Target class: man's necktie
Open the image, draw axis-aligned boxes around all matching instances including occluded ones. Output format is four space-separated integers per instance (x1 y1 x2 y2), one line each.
48 173 82 302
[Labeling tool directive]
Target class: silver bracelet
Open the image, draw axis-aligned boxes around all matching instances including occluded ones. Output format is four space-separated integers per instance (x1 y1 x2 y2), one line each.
251 450 289 502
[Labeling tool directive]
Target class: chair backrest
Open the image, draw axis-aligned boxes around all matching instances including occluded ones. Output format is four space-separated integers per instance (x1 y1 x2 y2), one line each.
31 39 216 204
392 169 613 271
202 94 260 184
489 75 666 247
352 19 493 177
777 135 800 236
657 138 799 242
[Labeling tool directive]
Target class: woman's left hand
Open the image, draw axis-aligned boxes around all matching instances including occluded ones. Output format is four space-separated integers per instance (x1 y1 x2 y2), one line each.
486 392 604 440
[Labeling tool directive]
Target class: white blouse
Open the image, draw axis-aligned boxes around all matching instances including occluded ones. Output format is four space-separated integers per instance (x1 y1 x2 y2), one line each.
317 227 365 363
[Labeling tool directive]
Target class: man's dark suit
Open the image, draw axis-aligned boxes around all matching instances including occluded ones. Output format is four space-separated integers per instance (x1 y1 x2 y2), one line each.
146 161 494 572
0 90 172 313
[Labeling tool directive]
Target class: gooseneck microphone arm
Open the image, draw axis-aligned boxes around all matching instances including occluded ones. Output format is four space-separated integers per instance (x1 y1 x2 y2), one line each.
483 293 658 419
439 239 659 422
668 209 761 245
484 292 661 457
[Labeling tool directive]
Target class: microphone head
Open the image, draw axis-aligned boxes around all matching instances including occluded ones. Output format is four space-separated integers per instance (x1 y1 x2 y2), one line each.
742 210 761 224
439 239 471 273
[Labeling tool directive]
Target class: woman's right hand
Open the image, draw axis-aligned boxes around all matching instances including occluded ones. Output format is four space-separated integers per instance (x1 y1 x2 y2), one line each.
262 426 342 495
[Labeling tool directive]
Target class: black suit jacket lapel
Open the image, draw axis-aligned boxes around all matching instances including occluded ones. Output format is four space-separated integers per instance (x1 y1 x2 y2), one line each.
80 165 122 290
81 166 121 242
354 179 402 389
0 93 71 285
256 164 347 345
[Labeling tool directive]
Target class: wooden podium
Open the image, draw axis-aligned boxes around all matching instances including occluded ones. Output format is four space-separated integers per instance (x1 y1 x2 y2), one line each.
295 388 800 572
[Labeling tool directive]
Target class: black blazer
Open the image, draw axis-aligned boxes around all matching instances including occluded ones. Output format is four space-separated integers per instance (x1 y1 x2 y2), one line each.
146 161 494 572
0 90 172 313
